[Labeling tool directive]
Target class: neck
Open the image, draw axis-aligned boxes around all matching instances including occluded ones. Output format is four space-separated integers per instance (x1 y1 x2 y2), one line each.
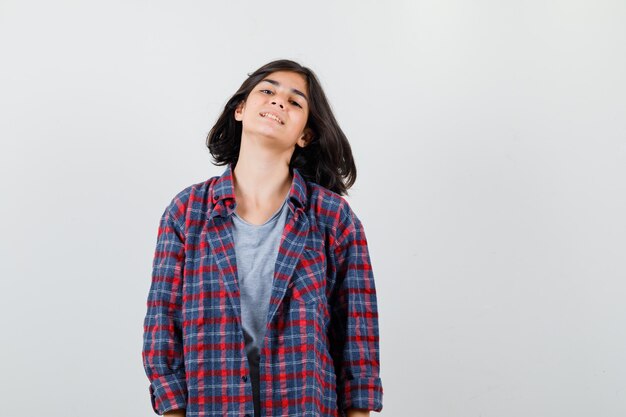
232 136 293 209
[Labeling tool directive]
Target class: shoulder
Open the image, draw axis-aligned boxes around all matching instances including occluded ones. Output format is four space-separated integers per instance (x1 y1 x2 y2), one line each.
305 181 362 249
160 176 220 229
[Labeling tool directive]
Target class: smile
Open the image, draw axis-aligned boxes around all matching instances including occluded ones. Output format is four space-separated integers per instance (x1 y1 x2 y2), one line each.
260 112 284 125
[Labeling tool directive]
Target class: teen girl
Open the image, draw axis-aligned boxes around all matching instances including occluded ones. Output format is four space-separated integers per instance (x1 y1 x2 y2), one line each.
143 59 383 417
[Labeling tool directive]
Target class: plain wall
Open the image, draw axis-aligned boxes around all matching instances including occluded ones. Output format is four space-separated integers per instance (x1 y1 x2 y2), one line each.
1 0 625 416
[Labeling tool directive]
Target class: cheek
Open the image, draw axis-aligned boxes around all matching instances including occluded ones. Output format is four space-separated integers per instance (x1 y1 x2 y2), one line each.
296 111 309 129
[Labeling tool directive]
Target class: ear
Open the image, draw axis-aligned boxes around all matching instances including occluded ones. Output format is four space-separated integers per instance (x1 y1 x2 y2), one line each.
234 100 245 121
296 127 314 148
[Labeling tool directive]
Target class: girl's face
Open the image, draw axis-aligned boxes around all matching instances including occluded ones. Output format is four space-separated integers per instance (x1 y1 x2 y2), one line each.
234 70 312 151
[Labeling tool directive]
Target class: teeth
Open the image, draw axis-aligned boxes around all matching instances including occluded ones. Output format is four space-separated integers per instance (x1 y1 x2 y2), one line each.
262 113 282 124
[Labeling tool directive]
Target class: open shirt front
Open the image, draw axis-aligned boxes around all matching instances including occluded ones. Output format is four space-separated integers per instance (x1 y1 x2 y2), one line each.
142 162 383 417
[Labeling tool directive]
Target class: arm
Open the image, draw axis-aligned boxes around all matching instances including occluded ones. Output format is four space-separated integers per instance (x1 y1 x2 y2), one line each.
347 408 371 417
142 203 188 415
329 205 384 416
163 411 186 416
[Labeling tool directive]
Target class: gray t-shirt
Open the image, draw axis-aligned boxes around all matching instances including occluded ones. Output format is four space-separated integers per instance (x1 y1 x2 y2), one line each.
231 194 290 417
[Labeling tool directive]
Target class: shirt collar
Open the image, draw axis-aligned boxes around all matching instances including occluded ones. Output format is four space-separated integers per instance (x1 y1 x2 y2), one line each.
210 162 308 217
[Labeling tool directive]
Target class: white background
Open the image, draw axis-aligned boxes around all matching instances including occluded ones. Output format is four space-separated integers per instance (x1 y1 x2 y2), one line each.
1 1 625 416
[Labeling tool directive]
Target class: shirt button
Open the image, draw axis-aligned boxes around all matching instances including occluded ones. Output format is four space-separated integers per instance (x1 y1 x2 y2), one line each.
242 375 248 382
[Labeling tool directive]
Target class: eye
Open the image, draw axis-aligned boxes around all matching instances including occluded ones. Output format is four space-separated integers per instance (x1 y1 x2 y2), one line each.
260 89 273 94
290 100 302 108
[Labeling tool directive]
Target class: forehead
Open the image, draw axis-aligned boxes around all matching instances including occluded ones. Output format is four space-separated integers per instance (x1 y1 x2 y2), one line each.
258 70 308 94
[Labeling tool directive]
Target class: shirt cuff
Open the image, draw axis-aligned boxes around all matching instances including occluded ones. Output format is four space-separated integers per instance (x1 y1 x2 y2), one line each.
338 376 383 415
149 373 188 415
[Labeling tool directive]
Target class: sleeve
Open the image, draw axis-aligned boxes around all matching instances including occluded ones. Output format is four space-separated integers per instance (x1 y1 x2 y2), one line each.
142 203 188 415
329 205 384 416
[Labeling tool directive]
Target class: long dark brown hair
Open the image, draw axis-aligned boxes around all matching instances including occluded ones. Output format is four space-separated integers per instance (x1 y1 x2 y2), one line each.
206 59 356 196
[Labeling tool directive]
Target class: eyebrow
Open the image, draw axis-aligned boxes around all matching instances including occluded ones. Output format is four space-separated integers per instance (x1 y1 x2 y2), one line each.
259 78 308 102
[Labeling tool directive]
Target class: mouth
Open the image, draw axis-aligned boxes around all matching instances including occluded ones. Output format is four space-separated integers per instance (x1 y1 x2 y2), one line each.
259 112 284 125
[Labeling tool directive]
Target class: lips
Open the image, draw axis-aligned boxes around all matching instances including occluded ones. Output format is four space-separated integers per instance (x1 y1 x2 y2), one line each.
259 112 284 125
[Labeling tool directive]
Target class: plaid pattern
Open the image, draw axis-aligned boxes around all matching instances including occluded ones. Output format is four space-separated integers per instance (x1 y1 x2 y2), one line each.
142 162 383 417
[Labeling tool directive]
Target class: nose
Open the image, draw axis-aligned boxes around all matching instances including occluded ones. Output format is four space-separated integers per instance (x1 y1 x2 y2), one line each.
270 100 284 109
